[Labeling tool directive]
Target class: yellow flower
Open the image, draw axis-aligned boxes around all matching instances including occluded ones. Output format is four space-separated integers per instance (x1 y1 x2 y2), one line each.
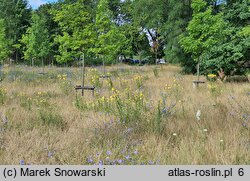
110 96 115 102
207 83 217 90
207 74 216 78
101 96 105 102
139 92 144 100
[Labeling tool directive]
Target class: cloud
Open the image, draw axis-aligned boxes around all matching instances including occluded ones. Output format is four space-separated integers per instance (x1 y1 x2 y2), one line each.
28 0 47 9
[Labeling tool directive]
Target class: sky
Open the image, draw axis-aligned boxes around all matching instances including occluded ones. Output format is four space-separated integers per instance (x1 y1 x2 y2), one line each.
28 0 58 9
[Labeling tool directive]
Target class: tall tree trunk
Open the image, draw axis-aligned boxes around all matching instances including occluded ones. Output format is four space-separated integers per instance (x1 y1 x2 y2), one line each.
32 58 34 67
0 64 2 79
155 51 158 65
139 51 142 64
15 51 18 63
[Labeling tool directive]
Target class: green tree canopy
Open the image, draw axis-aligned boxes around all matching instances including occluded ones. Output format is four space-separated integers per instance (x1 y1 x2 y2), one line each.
52 0 96 63
21 13 51 63
200 0 250 76
0 19 9 63
180 0 226 61
132 0 168 61
90 0 130 62
0 0 31 61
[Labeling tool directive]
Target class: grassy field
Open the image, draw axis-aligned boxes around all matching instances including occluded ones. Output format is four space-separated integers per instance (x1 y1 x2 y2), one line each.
0 64 249 165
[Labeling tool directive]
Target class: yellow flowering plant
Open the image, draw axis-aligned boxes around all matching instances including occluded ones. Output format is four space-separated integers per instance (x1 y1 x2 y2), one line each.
207 74 217 82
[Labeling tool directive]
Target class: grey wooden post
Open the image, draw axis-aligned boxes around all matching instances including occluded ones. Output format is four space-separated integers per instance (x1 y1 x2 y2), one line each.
197 63 200 82
81 53 85 96
0 64 2 81
196 57 200 88
103 55 106 75
42 58 45 74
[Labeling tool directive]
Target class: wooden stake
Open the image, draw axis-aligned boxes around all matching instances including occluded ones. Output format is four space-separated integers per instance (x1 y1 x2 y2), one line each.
42 58 44 74
81 53 85 96
103 55 106 75
197 62 200 82
197 57 200 88
0 64 2 80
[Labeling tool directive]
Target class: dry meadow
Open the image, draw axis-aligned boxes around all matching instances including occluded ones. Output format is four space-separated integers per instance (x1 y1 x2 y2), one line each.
0 64 249 165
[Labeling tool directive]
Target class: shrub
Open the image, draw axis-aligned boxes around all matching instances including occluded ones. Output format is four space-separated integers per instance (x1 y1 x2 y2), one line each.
225 75 249 83
207 74 217 82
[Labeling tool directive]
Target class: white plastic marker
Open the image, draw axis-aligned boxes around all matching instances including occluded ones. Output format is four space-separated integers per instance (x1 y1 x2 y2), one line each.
196 110 201 121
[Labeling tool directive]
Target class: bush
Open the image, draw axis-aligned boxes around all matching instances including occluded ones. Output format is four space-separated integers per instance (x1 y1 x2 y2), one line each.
200 39 249 77
225 75 249 83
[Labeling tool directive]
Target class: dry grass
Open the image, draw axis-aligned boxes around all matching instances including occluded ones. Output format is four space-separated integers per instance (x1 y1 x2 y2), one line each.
0 64 249 165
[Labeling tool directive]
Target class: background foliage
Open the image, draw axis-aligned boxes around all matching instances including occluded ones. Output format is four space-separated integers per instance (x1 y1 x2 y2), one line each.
0 0 249 76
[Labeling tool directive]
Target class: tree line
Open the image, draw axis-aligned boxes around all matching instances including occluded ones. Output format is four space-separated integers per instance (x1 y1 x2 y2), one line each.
0 0 249 76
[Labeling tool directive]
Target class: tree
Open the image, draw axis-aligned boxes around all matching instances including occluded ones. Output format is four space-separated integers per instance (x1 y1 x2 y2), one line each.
0 18 9 79
52 0 96 63
114 0 150 60
0 0 31 62
90 0 130 63
132 0 168 62
0 19 9 63
21 13 51 67
200 0 250 76
126 25 150 61
179 0 226 78
36 3 60 65
163 0 194 72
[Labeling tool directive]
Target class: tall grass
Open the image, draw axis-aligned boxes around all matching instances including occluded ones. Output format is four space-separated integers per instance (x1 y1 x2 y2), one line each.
0 64 249 164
